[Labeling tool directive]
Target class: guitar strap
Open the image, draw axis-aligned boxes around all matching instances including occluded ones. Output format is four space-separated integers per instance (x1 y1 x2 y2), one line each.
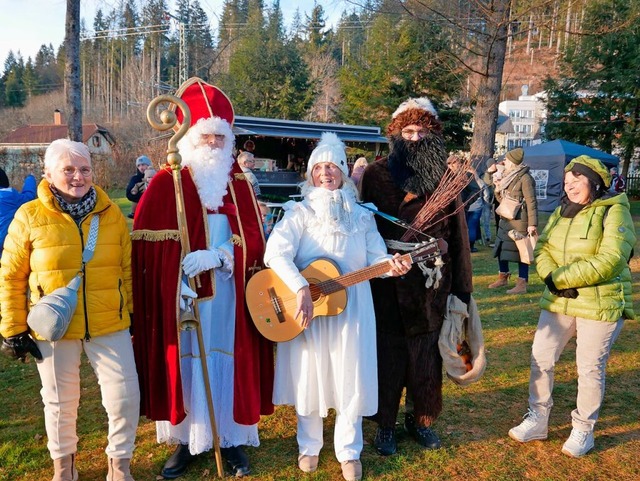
360 203 443 289
359 203 435 241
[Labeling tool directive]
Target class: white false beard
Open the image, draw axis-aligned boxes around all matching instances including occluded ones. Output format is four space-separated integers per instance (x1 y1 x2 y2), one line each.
182 145 234 211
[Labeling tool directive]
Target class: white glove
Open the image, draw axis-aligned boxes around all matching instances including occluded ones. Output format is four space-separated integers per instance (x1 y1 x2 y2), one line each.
179 280 198 311
182 249 223 278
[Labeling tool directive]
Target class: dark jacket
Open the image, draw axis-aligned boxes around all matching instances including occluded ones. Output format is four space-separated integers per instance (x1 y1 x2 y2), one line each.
493 166 538 263
126 171 144 203
360 157 474 336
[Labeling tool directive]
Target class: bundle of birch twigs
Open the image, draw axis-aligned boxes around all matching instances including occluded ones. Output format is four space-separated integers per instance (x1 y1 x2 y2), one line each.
400 155 482 242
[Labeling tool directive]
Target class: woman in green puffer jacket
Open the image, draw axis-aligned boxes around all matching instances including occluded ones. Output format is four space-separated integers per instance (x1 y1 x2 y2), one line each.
508 155 635 459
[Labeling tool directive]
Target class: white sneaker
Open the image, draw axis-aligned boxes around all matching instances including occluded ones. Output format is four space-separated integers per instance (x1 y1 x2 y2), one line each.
561 429 594 457
508 408 548 442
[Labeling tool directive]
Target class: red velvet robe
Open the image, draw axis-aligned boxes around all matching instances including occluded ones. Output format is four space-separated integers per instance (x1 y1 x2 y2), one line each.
131 163 274 426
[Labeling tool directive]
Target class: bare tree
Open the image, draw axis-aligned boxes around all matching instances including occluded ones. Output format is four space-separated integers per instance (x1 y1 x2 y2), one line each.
305 52 341 123
65 0 82 141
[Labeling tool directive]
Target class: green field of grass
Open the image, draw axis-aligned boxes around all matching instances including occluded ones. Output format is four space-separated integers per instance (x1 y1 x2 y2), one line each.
1 197 638 481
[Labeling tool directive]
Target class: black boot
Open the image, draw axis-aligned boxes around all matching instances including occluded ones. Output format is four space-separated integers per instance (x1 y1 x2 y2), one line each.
161 443 197 479
373 426 397 456
220 446 250 477
404 413 441 449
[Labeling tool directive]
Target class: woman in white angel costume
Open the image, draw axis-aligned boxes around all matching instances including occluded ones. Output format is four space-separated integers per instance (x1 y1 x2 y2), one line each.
264 132 410 481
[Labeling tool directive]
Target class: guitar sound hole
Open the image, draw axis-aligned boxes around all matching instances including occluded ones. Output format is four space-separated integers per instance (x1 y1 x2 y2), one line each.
308 283 323 302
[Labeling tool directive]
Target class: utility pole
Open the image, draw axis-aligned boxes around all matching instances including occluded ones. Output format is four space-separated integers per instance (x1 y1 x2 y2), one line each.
165 10 188 85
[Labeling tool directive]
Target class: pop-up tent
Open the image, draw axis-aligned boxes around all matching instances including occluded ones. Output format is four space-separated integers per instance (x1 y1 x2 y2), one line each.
522 139 619 211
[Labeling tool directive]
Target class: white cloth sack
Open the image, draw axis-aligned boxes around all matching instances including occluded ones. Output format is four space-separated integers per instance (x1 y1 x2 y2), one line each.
438 294 486 386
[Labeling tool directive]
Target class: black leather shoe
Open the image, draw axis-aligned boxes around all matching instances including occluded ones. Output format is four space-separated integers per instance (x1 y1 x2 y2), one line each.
161 443 197 479
374 426 397 456
220 446 250 477
405 413 441 449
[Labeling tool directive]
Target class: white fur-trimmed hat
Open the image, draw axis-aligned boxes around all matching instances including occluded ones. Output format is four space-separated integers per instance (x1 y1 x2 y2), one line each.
306 132 349 178
392 97 438 119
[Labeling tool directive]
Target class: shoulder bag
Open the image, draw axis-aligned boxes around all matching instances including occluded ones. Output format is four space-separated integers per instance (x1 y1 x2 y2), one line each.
27 215 99 341
495 192 523 220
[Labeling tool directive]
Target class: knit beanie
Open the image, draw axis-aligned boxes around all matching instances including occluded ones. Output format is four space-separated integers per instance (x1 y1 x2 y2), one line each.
306 132 349 178
136 155 152 167
0 167 8 188
505 148 524 165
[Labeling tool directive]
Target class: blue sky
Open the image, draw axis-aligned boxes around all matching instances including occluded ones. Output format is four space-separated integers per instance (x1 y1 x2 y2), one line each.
0 0 347 66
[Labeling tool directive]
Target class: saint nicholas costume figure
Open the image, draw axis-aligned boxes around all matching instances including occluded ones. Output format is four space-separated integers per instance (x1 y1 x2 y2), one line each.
131 78 274 478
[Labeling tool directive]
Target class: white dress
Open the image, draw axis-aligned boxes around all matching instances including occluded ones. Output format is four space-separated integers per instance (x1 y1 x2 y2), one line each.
156 213 260 455
264 187 390 423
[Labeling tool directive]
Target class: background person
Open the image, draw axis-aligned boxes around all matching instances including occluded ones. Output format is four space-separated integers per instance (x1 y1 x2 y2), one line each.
125 155 152 219
264 132 410 481
488 147 538 294
237 151 261 197
447 153 483 252
0 139 139 481
508 155 635 458
481 158 497 246
350 156 368 188
609 166 626 193
132 79 273 479
128 167 157 199
240 139 255 155
359 97 473 456
0 168 36 258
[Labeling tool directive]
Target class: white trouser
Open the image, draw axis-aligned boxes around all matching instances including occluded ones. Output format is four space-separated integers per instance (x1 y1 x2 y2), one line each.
35 329 140 460
297 411 362 462
528 310 623 432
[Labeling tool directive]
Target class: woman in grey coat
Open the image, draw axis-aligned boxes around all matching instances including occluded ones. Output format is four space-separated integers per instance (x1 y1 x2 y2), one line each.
488 148 538 293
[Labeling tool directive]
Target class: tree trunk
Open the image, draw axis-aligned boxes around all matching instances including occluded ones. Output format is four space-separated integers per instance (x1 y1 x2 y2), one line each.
469 1 511 163
65 0 82 141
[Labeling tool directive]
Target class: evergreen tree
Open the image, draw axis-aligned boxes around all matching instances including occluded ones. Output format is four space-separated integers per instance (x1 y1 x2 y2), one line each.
3 52 26 107
215 0 246 76
222 0 310 118
305 2 329 55
334 10 367 67
189 1 214 79
544 0 640 173
121 0 141 56
141 0 171 93
34 44 61 94
22 58 37 98
290 8 304 42
3 51 18 78
338 5 459 130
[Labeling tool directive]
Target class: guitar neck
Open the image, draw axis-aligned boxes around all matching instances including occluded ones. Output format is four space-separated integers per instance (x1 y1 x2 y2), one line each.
316 253 412 295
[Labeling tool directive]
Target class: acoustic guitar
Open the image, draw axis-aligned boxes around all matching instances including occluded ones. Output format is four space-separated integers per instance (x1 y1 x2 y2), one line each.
246 240 440 342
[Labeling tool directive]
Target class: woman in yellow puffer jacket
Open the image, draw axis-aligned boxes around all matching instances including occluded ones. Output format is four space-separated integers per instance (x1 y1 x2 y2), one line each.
0 139 139 481
508 155 635 459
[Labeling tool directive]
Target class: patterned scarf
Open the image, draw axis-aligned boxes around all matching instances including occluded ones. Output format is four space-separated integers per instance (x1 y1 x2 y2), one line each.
495 164 529 196
50 185 98 221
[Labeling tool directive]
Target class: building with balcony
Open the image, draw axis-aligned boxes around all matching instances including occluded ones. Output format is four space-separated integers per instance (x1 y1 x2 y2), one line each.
498 85 546 152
